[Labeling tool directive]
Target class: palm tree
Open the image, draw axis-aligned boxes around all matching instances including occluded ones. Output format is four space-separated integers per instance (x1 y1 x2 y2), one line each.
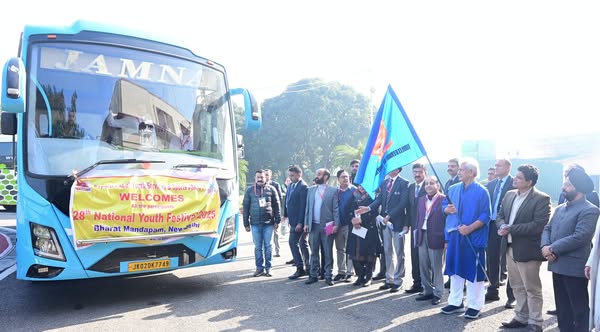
331 139 365 172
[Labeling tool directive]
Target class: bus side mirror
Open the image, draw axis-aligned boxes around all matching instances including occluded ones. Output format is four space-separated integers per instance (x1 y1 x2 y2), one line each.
1 57 26 113
1 112 17 135
230 88 261 131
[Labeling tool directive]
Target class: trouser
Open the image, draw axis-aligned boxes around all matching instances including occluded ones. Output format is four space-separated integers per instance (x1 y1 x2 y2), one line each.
506 247 543 327
334 225 353 275
289 227 309 270
486 224 502 291
309 223 333 279
410 229 421 287
418 232 444 298
383 226 405 286
273 225 280 255
448 274 486 310
377 224 386 275
552 272 590 332
486 225 514 301
250 224 274 270
353 259 374 283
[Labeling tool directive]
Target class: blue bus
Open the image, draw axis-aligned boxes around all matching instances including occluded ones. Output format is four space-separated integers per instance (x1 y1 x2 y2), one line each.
0 20 261 280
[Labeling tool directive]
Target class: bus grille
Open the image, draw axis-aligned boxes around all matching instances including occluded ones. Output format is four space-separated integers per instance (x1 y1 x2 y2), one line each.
88 244 203 273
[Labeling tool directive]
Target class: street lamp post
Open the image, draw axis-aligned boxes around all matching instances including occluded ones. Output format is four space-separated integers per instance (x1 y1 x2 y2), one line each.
369 86 376 125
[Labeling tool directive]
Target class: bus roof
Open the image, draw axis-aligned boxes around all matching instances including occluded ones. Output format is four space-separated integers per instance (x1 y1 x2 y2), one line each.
22 20 222 69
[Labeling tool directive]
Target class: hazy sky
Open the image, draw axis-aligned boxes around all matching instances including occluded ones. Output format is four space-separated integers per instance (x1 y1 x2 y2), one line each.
1 0 599 162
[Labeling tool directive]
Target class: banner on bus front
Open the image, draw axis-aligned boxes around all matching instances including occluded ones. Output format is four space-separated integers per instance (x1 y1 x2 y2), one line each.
69 169 220 247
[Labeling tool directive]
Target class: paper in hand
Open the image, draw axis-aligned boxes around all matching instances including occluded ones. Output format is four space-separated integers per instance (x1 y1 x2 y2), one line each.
352 226 368 239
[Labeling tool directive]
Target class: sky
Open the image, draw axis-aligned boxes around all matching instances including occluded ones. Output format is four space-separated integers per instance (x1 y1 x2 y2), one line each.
1 0 599 163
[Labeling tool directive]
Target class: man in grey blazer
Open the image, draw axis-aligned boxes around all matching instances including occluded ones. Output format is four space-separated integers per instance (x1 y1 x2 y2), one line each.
496 164 551 332
541 167 600 332
303 168 340 286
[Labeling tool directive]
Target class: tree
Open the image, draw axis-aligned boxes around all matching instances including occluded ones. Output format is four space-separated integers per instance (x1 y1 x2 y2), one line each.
241 78 371 180
331 139 366 172
237 158 248 196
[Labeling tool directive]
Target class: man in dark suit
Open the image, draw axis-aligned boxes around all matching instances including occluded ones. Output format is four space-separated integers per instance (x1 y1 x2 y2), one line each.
406 162 427 294
357 167 410 293
485 158 516 307
496 164 551 332
285 165 309 280
303 168 339 286
444 158 461 193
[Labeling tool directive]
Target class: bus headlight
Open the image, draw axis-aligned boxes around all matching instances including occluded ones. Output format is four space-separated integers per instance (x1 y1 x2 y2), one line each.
30 222 66 261
218 215 236 248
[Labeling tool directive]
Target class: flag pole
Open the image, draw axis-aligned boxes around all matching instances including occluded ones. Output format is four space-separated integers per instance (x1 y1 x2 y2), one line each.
423 154 450 195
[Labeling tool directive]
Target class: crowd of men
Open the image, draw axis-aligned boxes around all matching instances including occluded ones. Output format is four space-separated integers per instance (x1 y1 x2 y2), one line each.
242 158 600 332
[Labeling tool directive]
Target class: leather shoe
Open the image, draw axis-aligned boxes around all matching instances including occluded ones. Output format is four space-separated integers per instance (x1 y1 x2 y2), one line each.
305 277 318 285
325 278 334 286
504 300 516 309
501 319 527 328
373 273 386 281
333 274 344 282
288 269 306 280
405 286 423 294
431 296 441 305
285 259 295 265
546 309 557 315
379 283 391 290
415 294 434 301
389 284 401 293
485 293 500 302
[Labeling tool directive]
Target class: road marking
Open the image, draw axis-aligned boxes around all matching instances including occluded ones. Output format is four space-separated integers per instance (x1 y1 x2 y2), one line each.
0 264 16 281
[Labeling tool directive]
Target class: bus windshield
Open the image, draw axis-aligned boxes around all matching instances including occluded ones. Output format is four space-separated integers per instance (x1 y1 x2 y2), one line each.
26 42 233 176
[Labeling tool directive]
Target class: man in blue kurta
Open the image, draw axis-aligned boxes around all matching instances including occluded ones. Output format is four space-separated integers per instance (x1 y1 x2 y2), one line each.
441 158 491 320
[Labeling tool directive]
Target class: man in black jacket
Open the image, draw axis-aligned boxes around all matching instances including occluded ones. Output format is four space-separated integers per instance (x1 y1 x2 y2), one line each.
243 170 281 277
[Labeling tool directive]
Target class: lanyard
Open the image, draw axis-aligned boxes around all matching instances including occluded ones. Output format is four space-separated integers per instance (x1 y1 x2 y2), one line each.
424 193 440 220
253 184 263 197
317 185 326 200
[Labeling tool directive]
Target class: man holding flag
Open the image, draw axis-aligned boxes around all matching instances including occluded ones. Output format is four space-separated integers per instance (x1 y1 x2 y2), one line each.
357 167 410 292
441 157 491 320
354 85 427 292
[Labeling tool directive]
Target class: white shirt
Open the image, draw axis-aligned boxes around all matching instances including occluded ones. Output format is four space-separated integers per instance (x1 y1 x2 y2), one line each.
508 188 532 243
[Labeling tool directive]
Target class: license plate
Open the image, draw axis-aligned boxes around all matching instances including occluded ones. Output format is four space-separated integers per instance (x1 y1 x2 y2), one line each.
127 259 171 272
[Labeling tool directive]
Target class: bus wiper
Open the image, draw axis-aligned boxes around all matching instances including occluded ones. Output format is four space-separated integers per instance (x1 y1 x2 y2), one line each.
172 163 226 170
68 159 165 181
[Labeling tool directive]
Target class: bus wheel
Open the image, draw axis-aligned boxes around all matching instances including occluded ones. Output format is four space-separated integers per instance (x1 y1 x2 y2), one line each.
2 205 16 212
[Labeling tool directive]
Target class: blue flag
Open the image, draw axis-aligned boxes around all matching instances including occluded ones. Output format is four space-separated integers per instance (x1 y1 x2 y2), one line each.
355 85 427 198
